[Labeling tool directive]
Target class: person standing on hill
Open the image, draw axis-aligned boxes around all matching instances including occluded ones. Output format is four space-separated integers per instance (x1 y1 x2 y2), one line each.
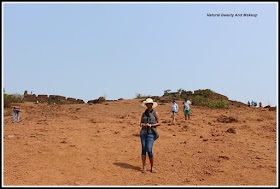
12 105 21 123
183 99 192 120
259 102 262 108
247 101 251 107
171 100 179 125
140 98 160 174
251 100 254 107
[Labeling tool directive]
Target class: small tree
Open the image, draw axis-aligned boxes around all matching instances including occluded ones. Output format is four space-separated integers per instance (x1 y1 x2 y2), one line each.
177 88 183 94
135 93 151 99
163 89 171 96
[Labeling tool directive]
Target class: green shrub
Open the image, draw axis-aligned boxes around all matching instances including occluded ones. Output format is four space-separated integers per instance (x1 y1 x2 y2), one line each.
58 100 66 104
4 92 24 108
135 93 143 99
191 95 229 109
177 88 186 94
47 99 66 105
194 89 214 98
192 95 205 104
175 94 181 100
180 94 188 100
163 89 171 97
135 93 151 99
162 88 230 109
204 99 230 109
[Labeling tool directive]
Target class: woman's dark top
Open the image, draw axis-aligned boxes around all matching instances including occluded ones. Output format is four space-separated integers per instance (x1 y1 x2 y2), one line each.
140 109 157 135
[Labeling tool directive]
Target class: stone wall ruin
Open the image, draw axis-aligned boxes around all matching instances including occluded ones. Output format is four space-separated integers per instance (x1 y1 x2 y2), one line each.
23 90 85 104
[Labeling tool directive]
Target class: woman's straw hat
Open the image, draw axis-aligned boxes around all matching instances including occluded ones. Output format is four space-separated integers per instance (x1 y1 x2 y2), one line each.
141 98 158 108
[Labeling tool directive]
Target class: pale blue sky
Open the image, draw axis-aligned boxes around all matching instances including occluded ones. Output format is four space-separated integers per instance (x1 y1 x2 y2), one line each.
2 2 278 106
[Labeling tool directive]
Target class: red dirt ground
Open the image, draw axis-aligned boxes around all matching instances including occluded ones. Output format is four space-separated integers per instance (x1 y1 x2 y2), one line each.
3 99 277 186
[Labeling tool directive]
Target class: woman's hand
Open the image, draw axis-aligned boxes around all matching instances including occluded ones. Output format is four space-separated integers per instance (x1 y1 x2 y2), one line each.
141 123 147 128
142 123 152 128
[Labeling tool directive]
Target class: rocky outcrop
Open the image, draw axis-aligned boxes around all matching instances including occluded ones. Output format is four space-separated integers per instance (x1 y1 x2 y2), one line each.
37 95 48 103
151 96 160 102
158 96 176 103
24 94 37 102
87 97 106 104
66 98 76 104
76 99 85 104
23 91 84 104
217 115 238 123
48 95 67 104
264 105 277 111
269 107 276 111
229 100 247 107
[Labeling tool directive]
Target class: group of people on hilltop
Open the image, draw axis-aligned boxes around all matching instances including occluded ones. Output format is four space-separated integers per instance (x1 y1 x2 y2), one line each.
139 98 192 174
247 100 262 108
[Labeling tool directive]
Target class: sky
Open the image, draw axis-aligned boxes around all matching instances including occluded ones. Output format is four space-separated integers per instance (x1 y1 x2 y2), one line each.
2 2 278 106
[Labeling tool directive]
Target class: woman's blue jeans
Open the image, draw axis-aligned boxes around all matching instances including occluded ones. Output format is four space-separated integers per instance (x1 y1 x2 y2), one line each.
140 134 155 158
13 111 20 122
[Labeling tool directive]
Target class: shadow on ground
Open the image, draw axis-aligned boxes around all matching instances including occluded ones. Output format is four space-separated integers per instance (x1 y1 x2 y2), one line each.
113 162 141 171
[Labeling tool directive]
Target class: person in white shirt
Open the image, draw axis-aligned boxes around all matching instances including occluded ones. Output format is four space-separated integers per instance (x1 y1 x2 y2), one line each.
171 100 178 124
183 99 192 120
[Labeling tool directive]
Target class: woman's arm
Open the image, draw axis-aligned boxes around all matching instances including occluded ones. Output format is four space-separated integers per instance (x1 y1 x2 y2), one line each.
152 112 160 127
140 114 143 124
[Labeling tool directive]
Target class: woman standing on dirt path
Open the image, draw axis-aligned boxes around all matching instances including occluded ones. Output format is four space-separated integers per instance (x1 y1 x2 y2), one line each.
140 98 160 174
171 100 179 124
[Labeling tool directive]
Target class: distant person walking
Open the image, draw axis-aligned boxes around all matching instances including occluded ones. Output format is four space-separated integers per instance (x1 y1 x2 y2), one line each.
259 102 262 108
171 100 179 124
183 99 192 120
12 105 21 123
247 101 251 107
140 98 160 174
